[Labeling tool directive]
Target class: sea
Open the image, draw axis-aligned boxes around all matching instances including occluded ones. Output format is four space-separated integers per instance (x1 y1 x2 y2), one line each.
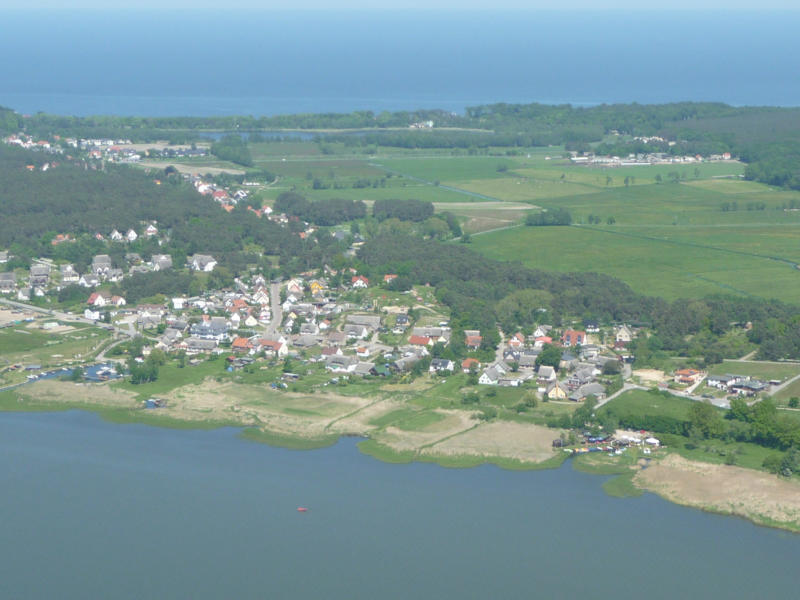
1 10 800 117
0 410 798 599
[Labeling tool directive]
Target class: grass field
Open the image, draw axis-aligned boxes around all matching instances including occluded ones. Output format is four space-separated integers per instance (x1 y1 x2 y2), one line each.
708 360 800 381
470 176 800 301
0 325 112 366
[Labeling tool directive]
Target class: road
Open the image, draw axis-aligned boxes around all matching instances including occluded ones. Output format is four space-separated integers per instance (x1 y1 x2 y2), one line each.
0 297 135 339
263 282 283 339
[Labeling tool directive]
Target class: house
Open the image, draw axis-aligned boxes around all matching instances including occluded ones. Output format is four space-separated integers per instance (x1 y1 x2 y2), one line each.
356 346 370 358
109 229 124 242
0 251 8 263
465 333 483 350
190 316 229 340
325 354 358 373
79 274 100 288
0 272 16 294
533 325 552 338
92 254 112 276
144 224 158 237
87 293 109 310
184 337 218 354
561 329 586 347
392 355 420 372
259 339 288 358
347 314 381 329
409 335 433 347
545 381 568 400
351 275 369 288
674 368 702 385
354 362 376 377
190 254 217 272
429 358 455 373
29 264 50 288
412 326 451 345
479 366 501 385
83 308 101 321
59 264 80 284
344 324 369 340
707 374 737 390
286 278 305 295
231 337 252 353
569 382 606 402
615 325 634 344
383 274 398 284
507 332 526 349
461 358 480 373
152 254 173 271
537 365 557 384
126 229 138 242
583 319 600 333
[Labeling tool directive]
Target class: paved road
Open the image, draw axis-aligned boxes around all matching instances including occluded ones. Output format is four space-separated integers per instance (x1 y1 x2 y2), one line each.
0 297 134 338
263 282 283 340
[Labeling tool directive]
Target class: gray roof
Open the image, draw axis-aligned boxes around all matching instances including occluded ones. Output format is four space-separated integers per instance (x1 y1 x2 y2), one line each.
346 314 381 329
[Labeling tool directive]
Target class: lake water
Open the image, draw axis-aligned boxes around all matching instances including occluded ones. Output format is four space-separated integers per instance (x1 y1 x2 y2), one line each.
0 410 797 599
2 10 800 116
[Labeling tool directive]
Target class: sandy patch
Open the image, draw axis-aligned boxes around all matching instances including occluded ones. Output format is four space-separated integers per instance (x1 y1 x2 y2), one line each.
0 309 36 326
633 369 666 383
635 454 800 529
424 420 560 463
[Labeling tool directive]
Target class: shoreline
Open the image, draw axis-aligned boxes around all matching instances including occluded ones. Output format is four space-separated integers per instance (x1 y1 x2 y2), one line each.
1 379 799 534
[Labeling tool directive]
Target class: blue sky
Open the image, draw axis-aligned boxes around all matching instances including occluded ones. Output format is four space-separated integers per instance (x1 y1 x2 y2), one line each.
6 1 799 9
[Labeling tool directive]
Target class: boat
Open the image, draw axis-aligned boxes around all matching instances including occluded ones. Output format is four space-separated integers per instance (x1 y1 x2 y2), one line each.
296 507 308 513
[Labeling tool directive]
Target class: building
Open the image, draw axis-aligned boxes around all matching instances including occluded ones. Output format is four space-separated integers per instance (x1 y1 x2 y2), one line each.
190 254 217 272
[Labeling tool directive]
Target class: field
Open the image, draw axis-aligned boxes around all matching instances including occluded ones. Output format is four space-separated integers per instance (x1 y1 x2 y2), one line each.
138 136 800 302
707 360 800 382
0 323 112 367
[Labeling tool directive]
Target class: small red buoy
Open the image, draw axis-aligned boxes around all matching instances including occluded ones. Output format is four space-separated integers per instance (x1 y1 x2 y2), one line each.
297 507 308 512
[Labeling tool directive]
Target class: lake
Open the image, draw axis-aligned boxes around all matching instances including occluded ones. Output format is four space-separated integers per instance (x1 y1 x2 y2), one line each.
0 410 797 599
2 10 800 116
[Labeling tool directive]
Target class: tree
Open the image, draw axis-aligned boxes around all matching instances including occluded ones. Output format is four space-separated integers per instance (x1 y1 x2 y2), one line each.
69 366 84 382
789 398 799 409
688 400 725 439
535 343 561 369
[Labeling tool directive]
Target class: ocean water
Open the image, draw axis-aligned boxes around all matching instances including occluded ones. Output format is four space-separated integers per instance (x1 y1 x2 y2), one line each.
1 10 799 117
0 410 798 599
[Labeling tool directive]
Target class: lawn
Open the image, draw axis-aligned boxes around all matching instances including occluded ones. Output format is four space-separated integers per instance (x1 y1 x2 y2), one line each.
113 359 227 400
598 389 699 421
708 360 800 382
0 325 112 366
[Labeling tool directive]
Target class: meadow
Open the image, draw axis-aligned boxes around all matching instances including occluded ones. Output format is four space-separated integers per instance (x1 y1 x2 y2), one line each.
143 137 800 302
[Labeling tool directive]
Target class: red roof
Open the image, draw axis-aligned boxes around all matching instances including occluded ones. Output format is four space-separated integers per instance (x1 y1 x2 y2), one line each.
561 330 586 345
408 335 431 346
383 274 398 282
231 337 251 349
87 292 100 305
462 358 480 370
351 275 369 285
466 335 483 347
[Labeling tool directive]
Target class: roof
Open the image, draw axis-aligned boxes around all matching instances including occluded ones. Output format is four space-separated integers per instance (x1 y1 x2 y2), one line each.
408 335 431 346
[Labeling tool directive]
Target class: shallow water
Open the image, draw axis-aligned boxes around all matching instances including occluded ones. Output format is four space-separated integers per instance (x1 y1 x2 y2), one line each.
0 410 797 599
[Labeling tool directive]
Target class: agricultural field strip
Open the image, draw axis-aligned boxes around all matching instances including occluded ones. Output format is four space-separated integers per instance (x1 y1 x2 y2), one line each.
575 224 800 267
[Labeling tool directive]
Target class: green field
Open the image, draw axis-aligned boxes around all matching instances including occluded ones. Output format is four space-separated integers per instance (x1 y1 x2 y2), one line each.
708 360 800 382
470 177 800 301
0 324 112 367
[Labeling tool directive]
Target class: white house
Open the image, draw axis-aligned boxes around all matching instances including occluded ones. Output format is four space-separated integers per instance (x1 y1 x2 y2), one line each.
190 254 217 272
126 229 138 242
